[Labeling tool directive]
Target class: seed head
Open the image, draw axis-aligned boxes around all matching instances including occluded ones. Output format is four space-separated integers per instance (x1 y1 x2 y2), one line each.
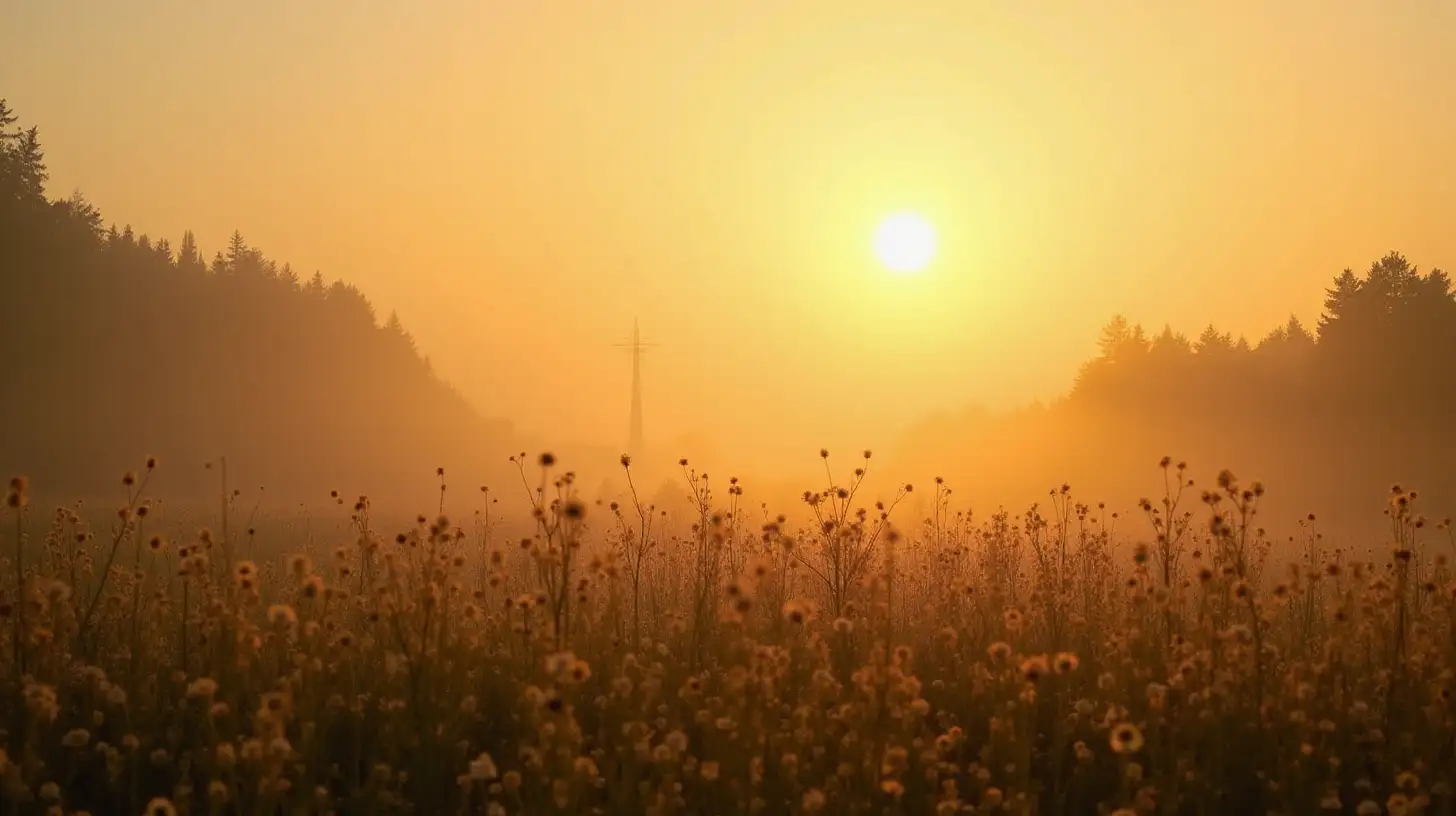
1110 723 1145 754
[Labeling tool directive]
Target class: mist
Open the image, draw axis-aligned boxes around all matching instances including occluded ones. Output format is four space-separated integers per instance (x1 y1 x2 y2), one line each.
3 4 1456 813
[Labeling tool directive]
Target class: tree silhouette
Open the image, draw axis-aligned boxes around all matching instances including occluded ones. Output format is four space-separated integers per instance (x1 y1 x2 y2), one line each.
902 247 1456 536
0 100 514 504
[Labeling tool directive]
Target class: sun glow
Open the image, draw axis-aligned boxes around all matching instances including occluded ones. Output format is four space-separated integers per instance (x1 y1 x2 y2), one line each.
873 213 937 273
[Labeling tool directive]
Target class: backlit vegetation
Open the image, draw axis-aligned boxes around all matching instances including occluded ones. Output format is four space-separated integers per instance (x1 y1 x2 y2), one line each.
3 454 1455 815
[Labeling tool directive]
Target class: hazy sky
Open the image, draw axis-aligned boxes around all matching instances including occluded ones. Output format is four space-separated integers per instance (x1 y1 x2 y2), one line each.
5 0 1455 468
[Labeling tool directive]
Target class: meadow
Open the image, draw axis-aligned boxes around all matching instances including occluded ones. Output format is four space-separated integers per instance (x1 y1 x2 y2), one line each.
2 452 1453 816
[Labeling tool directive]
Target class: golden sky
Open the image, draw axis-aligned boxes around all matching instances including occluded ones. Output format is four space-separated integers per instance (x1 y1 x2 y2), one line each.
5 0 1455 470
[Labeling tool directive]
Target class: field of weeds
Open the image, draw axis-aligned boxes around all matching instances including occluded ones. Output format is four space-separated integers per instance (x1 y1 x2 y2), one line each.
2 453 1454 816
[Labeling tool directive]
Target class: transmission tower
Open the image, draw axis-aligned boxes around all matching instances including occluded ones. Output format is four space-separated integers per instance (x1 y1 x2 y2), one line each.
614 319 657 457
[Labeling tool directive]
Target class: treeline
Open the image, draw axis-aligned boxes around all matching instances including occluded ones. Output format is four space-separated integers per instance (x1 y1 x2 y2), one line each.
0 99 514 505
900 253 1456 536
1073 251 1456 428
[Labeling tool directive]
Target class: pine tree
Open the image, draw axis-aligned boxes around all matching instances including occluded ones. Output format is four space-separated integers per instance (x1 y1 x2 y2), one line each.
385 309 418 353
1098 314 1132 359
1097 315 1148 361
1366 251 1418 309
0 123 48 205
1194 325 1233 354
0 97 509 501
1318 268 1362 341
1285 315 1314 349
178 230 203 273
1151 324 1192 354
62 190 103 238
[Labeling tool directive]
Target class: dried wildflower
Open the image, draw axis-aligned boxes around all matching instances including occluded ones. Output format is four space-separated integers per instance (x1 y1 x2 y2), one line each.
45 580 72 604
467 752 498 781
267 604 298 628
1110 723 1145 754
144 799 177 816
567 659 592 683
302 574 325 599
187 677 219 699
25 682 60 722
665 730 689 753
573 756 598 778
1003 608 1024 632
61 728 91 748
1020 655 1049 683
287 554 312 577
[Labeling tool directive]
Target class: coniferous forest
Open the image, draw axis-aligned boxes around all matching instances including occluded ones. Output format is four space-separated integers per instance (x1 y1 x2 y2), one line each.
901 256 1456 534
1 100 514 505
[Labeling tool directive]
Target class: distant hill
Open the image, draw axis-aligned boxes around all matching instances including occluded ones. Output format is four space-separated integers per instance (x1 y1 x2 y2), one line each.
0 98 516 506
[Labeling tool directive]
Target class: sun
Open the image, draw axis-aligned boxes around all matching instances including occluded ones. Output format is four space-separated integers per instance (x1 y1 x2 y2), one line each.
873 213 936 273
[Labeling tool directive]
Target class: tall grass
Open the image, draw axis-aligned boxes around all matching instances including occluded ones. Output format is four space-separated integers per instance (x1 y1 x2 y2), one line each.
1 454 1453 815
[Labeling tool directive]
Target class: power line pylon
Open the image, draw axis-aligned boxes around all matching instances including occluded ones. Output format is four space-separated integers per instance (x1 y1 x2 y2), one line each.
613 319 657 457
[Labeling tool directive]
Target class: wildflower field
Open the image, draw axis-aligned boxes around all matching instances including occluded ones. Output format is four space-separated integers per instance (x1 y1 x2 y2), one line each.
2 452 1454 816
